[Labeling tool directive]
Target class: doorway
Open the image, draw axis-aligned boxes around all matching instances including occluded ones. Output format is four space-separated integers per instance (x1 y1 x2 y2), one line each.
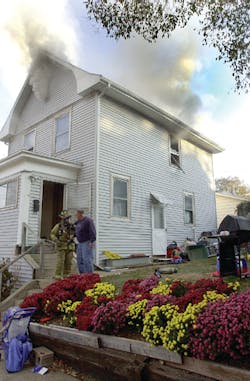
40 181 64 239
152 203 167 255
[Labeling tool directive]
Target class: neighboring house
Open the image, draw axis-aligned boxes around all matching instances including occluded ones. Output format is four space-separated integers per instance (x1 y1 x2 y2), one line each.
216 192 247 227
0 53 222 282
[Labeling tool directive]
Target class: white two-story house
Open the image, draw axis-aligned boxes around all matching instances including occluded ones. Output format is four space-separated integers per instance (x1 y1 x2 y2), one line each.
0 53 222 281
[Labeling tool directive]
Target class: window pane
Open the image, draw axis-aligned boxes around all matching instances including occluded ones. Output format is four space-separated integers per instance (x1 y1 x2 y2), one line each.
154 206 164 229
185 210 193 224
24 131 35 150
56 113 69 136
171 153 180 166
170 136 179 152
55 132 69 152
113 199 128 217
0 184 7 208
113 179 128 199
6 181 17 206
185 196 193 211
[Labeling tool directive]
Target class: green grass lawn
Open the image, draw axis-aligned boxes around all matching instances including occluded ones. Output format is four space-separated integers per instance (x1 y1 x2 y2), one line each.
101 257 250 292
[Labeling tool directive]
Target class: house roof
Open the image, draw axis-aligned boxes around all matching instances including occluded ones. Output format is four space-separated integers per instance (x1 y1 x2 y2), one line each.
0 52 223 154
0 150 82 181
216 191 248 202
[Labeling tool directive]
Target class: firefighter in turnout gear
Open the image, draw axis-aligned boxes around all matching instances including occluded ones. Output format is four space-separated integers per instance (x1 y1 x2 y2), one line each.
50 210 75 279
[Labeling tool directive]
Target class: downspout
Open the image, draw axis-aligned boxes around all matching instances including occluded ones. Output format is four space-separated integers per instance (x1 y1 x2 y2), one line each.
95 86 107 265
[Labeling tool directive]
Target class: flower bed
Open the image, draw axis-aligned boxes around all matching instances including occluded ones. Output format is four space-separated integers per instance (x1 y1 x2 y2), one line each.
21 274 249 368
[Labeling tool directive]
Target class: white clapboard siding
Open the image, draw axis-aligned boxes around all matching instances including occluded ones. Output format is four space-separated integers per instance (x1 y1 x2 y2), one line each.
0 175 20 260
17 64 81 133
98 97 217 260
10 257 34 289
27 178 42 246
66 182 91 212
216 193 244 227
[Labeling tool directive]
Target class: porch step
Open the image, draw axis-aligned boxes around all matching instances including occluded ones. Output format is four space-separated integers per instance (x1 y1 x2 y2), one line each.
26 288 43 296
0 279 53 314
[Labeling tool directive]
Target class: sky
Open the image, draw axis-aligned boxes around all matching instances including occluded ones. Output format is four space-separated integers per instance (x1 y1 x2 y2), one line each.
0 0 249 184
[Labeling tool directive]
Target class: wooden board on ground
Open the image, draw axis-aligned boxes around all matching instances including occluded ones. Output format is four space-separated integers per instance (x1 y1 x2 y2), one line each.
29 323 250 381
30 323 182 364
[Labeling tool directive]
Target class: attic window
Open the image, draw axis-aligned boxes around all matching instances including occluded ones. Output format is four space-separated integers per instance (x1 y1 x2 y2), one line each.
24 130 35 151
170 135 180 167
55 112 70 153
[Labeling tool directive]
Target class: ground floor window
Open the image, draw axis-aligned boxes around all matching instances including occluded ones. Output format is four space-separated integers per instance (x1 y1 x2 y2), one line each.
0 179 18 208
184 193 195 224
111 174 131 219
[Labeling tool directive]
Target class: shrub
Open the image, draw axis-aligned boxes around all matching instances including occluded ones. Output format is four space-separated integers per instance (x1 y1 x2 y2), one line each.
126 299 148 331
138 275 159 294
76 296 98 331
91 300 127 335
146 294 177 312
189 290 250 363
57 300 81 327
85 282 115 304
142 304 179 346
0 260 16 300
21 273 101 318
150 281 172 295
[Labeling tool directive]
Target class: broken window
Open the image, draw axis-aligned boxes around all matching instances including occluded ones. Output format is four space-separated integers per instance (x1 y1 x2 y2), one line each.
170 135 180 167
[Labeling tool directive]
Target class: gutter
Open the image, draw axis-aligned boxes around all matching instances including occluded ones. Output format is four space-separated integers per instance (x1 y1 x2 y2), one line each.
98 77 223 154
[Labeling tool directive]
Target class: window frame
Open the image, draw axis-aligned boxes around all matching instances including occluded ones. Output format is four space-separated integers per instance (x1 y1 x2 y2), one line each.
110 174 131 220
54 109 71 154
0 178 18 210
24 129 36 152
184 192 195 225
169 135 181 168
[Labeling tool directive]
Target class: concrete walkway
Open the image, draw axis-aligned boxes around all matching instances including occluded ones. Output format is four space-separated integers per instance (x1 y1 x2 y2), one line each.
0 358 77 381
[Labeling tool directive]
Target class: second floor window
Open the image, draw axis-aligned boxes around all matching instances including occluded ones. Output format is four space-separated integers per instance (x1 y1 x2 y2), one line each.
55 112 70 153
0 180 18 208
170 135 180 167
184 194 194 224
111 175 130 218
24 130 35 151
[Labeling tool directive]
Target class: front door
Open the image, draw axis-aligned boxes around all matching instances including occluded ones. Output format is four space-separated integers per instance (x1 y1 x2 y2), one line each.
40 181 64 239
152 203 167 255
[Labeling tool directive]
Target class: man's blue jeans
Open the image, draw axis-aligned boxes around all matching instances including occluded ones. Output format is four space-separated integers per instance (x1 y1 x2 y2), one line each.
77 241 94 273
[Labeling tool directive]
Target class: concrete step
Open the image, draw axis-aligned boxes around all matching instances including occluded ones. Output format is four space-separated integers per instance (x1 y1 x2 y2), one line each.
38 278 54 289
14 298 25 307
26 288 43 296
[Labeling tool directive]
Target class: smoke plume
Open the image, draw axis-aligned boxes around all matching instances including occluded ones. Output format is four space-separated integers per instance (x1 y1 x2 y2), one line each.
0 0 78 97
110 29 203 126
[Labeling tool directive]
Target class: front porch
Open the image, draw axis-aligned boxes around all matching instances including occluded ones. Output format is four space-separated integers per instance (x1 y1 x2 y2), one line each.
0 151 85 286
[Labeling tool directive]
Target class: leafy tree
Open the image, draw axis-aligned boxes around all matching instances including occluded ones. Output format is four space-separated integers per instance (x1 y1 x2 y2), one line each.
84 0 250 92
237 201 250 217
216 176 250 199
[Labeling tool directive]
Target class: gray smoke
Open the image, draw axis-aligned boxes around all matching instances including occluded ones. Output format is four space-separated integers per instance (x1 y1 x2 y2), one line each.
110 29 203 125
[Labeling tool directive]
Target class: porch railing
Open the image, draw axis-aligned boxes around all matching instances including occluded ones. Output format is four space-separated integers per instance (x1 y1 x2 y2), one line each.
0 223 54 302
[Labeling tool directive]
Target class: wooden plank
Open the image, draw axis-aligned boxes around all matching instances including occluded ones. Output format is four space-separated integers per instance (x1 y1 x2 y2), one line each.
169 356 250 381
31 332 145 381
130 341 182 364
144 361 215 381
31 323 182 364
30 323 99 349
30 324 250 381
98 333 182 364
